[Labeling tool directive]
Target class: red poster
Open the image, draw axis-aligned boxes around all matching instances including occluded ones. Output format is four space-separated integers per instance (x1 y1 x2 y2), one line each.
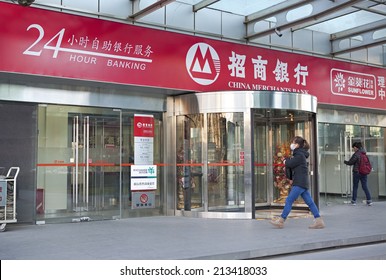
1 2 386 110
134 115 154 138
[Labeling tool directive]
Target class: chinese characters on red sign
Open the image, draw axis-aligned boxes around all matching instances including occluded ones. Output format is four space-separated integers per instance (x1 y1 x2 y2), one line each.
0 2 385 110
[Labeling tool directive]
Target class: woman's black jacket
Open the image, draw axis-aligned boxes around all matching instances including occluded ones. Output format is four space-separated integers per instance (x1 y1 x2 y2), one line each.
285 147 310 189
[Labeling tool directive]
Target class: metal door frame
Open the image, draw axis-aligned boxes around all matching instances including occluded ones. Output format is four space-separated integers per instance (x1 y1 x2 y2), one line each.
341 130 353 202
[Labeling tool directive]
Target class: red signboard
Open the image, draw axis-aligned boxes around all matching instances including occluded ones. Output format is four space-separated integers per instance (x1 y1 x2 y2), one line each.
330 68 377 100
133 114 154 165
0 2 386 110
134 115 154 138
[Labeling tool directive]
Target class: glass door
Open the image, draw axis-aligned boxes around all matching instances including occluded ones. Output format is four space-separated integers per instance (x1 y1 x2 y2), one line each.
271 114 312 205
37 105 121 222
253 109 315 208
207 113 244 211
71 114 121 220
176 112 245 213
319 124 383 204
253 116 268 205
176 114 204 211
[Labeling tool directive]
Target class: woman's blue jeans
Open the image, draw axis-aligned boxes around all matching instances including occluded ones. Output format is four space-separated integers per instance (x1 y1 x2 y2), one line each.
281 185 321 219
352 172 372 202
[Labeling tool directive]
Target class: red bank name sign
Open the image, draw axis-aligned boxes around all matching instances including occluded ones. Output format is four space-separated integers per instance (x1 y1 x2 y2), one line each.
134 115 154 138
0 2 385 110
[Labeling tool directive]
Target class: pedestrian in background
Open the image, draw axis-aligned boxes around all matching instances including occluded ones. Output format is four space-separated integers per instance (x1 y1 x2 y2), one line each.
344 141 373 206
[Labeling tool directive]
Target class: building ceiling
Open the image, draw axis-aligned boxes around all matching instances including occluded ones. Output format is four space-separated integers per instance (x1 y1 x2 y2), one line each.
128 0 386 60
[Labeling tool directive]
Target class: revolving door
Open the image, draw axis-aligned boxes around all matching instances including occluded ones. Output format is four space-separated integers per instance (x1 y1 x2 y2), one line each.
253 109 316 208
170 91 318 219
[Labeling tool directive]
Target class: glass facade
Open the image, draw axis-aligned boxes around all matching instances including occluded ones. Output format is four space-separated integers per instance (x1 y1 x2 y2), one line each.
36 105 163 223
318 123 386 204
2 93 386 224
317 108 386 205
176 113 245 212
33 102 386 222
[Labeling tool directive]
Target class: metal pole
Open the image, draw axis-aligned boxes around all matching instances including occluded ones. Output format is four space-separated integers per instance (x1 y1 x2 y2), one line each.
74 116 79 210
85 116 89 209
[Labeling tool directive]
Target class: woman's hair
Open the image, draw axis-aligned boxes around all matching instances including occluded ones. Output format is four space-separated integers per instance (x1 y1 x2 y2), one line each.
292 136 310 150
352 142 362 149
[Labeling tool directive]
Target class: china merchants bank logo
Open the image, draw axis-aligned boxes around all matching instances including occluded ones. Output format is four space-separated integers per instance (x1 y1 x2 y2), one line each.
136 121 152 129
186 43 221 85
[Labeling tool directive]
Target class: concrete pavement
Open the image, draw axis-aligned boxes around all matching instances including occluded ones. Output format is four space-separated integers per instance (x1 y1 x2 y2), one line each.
1 201 386 260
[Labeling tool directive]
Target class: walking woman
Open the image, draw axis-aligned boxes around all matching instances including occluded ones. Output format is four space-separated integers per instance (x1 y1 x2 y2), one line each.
270 136 325 229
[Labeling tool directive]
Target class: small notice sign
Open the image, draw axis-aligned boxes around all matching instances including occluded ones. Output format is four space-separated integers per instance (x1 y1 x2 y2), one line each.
130 165 157 191
132 191 155 209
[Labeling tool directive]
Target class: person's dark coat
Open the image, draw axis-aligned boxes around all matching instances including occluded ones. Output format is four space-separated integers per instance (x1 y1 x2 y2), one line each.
344 148 365 173
285 147 309 189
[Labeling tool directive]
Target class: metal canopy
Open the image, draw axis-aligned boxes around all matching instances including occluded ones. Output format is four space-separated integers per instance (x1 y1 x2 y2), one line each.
127 0 385 59
129 0 176 20
331 18 386 55
193 0 220 12
244 0 364 40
